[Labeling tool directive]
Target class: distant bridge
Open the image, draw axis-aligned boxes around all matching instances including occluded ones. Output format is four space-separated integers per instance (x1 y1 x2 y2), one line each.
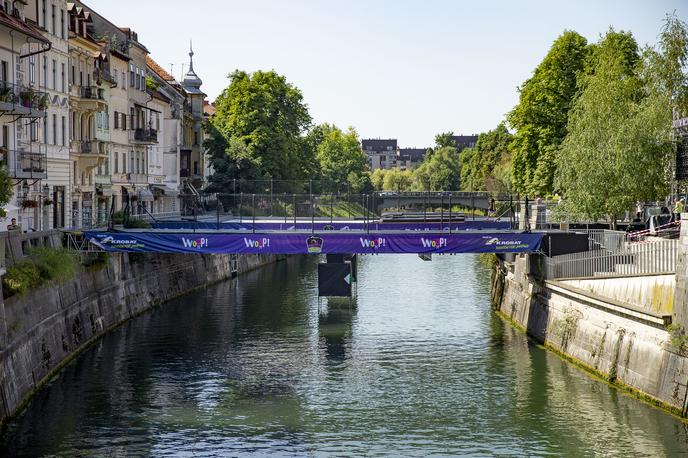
374 191 499 211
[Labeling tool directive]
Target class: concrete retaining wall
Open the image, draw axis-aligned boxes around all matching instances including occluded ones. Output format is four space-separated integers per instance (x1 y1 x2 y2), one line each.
494 254 688 415
0 252 281 424
559 274 675 315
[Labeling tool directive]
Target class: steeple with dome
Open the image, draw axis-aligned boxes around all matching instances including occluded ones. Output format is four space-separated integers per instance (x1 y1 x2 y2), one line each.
182 40 205 95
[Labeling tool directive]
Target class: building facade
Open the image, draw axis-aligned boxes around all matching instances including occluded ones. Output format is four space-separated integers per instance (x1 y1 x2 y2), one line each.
0 1 208 230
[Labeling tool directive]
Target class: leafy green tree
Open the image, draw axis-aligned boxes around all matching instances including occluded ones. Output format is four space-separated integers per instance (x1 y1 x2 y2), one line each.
381 169 413 191
413 146 462 190
370 168 387 191
204 123 261 193
508 30 589 196
556 29 673 226
0 167 12 218
311 124 369 192
460 123 513 192
434 131 456 149
209 70 313 183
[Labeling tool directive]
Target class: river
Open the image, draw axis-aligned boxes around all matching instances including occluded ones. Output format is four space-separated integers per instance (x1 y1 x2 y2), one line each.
2 254 688 456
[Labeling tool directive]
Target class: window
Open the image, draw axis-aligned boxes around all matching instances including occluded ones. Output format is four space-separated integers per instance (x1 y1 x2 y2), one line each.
129 64 134 87
121 71 125 90
122 113 126 130
129 153 134 173
70 64 75 85
60 10 65 39
114 111 119 129
122 152 126 173
113 67 118 86
130 107 135 129
44 116 48 143
61 116 66 146
0 61 7 82
156 113 160 131
51 4 55 36
61 63 65 92
29 56 36 84
52 59 56 90
136 154 139 173
104 108 109 130
114 150 118 173
41 0 46 28
2 125 8 148
141 69 145 91
30 121 38 142
51 114 57 145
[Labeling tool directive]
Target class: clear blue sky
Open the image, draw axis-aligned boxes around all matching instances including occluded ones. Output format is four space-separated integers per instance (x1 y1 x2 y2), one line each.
89 0 685 148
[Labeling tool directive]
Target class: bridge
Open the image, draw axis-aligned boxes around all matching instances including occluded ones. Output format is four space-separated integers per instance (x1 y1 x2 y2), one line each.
375 191 496 212
83 220 542 255
79 191 544 255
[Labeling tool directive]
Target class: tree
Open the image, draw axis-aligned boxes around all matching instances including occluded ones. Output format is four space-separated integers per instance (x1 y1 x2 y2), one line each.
310 124 369 192
382 169 413 191
370 168 387 191
460 123 513 192
434 131 456 149
0 167 12 218
556 29 673 226
508 30 589 196
412 146 462 190
209 70 313 184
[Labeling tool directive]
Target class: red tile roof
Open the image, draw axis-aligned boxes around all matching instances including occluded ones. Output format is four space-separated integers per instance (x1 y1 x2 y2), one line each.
146 56 175 82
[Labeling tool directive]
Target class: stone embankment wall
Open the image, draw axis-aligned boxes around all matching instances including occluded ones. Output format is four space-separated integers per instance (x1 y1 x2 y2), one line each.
0 252 282 424
492 251 688 415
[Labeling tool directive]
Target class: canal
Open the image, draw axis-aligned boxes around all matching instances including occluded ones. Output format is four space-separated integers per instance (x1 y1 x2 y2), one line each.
2 254 688 456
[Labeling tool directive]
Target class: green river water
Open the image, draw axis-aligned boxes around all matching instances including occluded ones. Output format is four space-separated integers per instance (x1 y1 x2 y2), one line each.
1 254 688 456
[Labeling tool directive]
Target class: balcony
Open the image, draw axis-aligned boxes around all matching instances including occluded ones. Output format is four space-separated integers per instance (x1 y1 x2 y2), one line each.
126 173 148 184
133 128 157 144
94 68 117 87
5 150 47 179
71 140 107 175
80 86 104 100
70 85 106 112
0 82 48 118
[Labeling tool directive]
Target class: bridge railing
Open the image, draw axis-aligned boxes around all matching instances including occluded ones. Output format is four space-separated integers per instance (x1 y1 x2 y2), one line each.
543 237 678 279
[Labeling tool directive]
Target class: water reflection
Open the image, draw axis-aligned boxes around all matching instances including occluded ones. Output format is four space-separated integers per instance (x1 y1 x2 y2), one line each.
1 254 688 456
318 302 356 363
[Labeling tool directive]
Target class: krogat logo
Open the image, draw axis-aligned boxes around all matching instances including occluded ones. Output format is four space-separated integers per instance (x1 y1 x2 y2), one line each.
421 237 447 249
243 237 270 249
359 237 386 249
485 237 500 245
181 237 209 249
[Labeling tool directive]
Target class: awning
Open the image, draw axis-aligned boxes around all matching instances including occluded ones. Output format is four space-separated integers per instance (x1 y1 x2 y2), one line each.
151 184 179 197
138 189 154 202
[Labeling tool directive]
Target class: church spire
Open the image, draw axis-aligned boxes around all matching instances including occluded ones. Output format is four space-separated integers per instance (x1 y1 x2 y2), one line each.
182 38 203 93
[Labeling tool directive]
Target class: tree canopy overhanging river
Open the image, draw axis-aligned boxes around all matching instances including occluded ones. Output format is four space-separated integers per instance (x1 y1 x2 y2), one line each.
2 254 688 456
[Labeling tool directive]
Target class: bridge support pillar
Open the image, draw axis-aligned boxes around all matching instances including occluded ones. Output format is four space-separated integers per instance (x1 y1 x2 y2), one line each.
673 213 688 328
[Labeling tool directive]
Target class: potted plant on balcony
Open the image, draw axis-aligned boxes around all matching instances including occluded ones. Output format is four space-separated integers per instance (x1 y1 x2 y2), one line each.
0 85 15 103
19 88 34 108
34 93 49 111
43 198 53 206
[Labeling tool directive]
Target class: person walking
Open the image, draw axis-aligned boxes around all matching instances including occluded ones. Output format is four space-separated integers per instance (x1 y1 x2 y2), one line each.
674 197 685 222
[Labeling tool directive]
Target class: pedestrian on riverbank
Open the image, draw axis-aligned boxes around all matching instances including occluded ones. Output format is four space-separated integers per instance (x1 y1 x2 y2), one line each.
674 198 685 222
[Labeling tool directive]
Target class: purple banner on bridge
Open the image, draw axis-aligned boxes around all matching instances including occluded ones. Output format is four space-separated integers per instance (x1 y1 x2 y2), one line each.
84 231 542 255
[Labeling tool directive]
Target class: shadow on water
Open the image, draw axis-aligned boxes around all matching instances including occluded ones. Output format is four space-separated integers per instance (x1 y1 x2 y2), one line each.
318 301 356 363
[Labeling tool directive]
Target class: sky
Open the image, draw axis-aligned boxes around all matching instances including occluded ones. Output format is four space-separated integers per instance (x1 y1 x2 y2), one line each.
88 0 686 148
